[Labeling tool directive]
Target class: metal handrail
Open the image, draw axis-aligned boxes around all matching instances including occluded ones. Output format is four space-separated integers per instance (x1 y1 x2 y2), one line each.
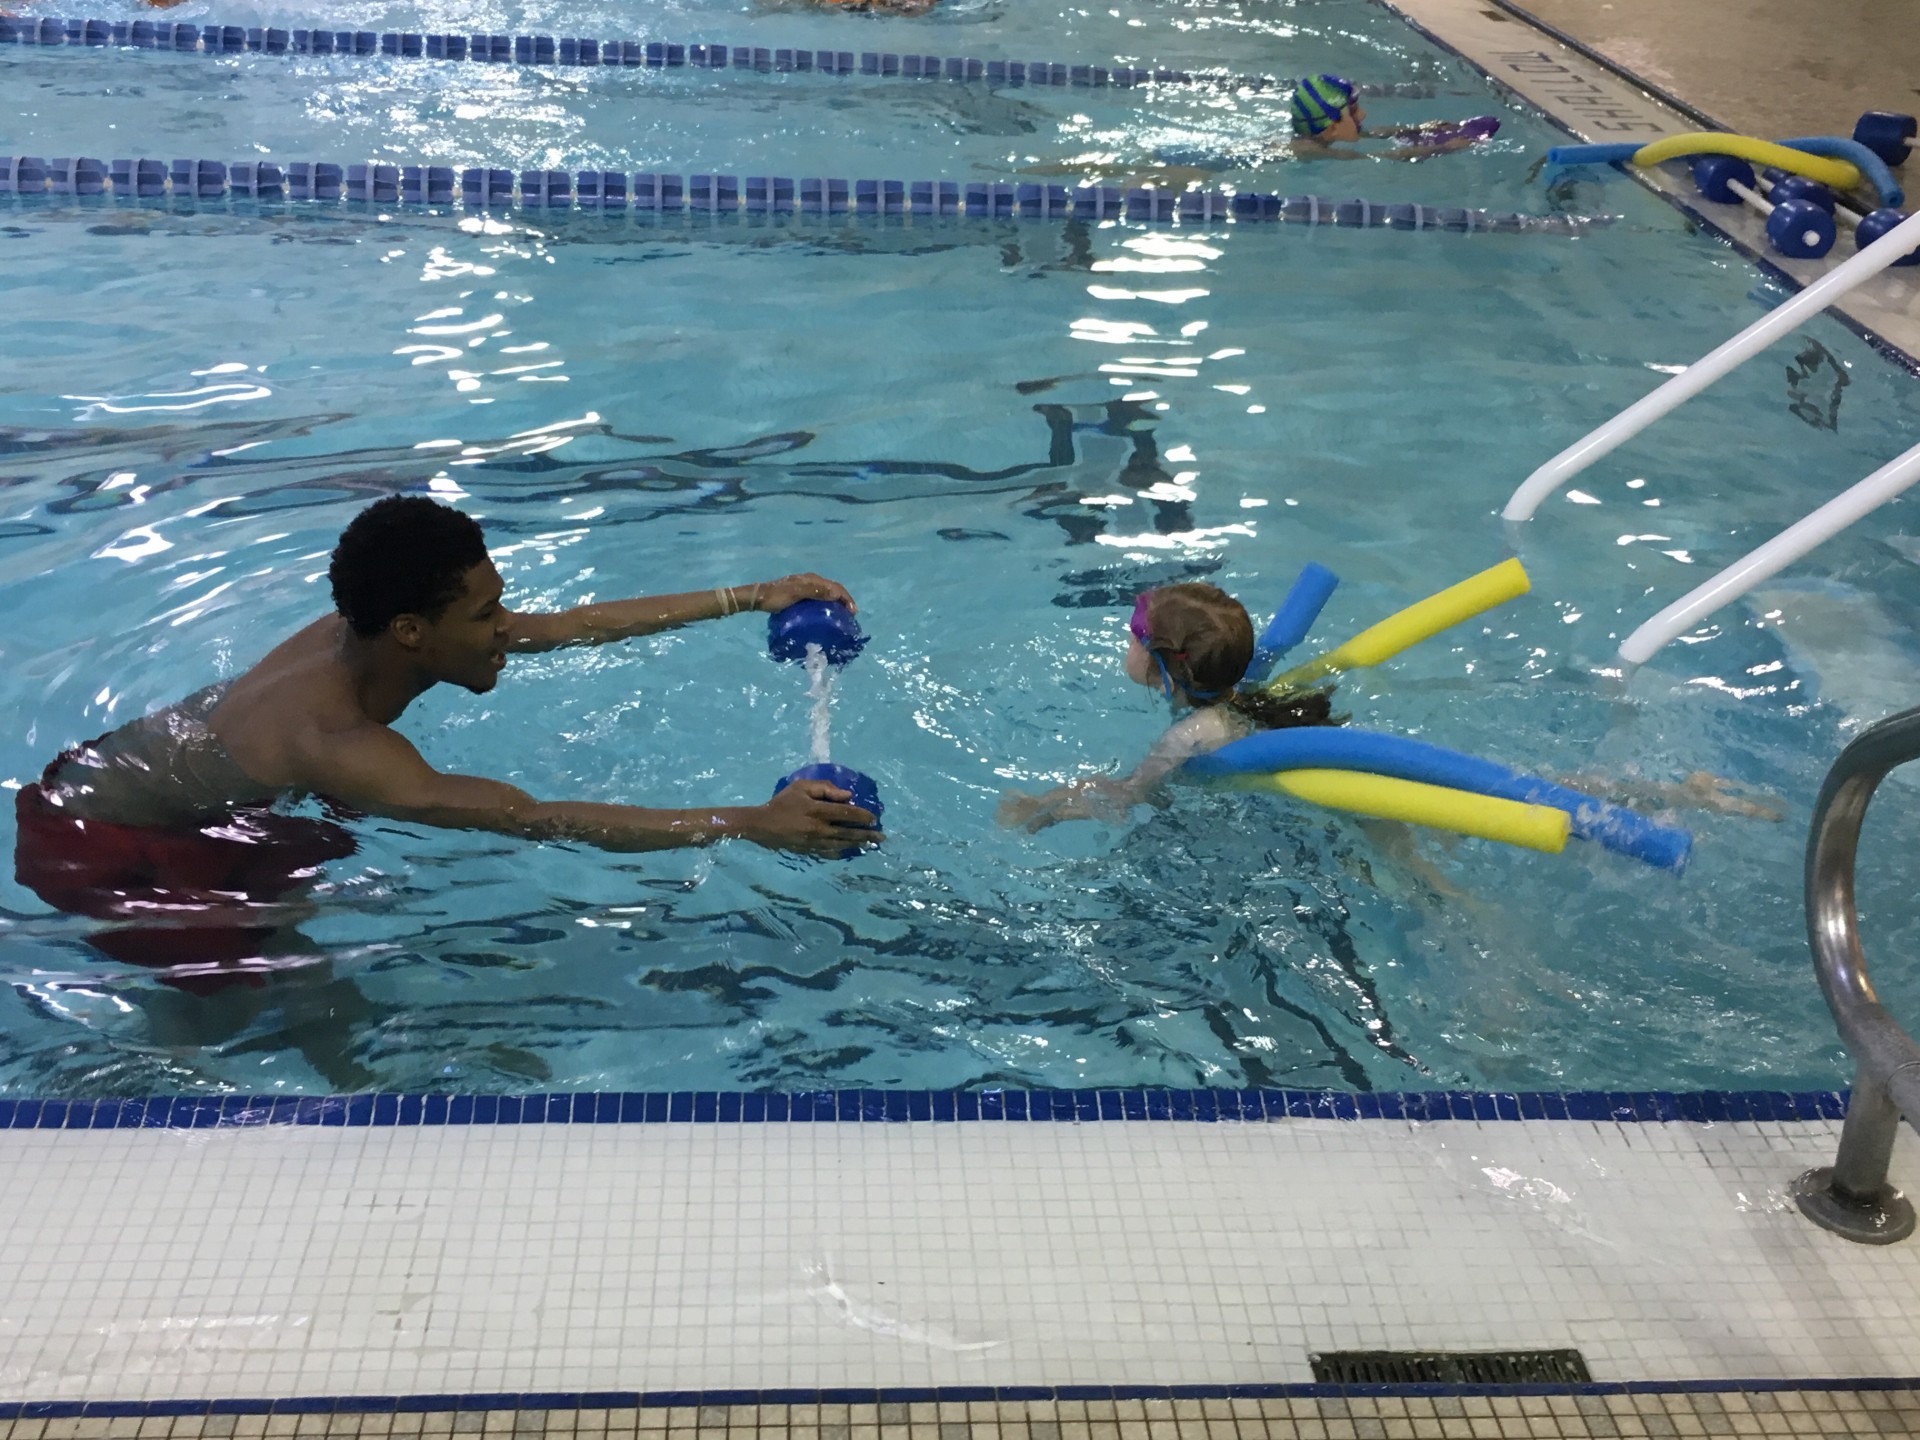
1793 703 1920 1243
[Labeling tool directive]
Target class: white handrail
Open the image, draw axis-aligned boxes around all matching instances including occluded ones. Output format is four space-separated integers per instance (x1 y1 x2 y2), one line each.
1503 206 1920 523
1618 439 1920 665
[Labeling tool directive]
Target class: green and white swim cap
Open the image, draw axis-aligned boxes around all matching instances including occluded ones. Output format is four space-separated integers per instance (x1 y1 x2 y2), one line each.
1290 74 1357 136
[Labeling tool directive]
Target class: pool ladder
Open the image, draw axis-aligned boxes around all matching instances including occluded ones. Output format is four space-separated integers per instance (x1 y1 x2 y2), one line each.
1794 703 1920 1243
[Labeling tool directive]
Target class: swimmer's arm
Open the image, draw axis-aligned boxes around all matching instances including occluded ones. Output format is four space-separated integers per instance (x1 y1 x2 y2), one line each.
996 773 1148 831
1294 135 1472 161
506 573 857 651
305 727 877 855
997 710 1231 832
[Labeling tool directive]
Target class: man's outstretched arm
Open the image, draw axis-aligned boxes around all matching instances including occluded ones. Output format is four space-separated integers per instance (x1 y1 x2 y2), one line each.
506 573 857 653
310 725 878 856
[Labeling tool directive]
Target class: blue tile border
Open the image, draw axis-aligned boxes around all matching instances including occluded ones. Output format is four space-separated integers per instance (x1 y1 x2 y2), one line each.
3 1377 1919 1418
0 1086 1853 1131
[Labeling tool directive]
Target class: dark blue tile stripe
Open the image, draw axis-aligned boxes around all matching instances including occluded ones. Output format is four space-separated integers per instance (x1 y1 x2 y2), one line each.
4 1377 1919 1418
0 1087 1853 1131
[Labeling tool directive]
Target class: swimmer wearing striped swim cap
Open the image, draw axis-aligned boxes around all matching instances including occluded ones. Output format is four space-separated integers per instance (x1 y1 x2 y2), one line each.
1291 74 1364 140
1290 73 1499 157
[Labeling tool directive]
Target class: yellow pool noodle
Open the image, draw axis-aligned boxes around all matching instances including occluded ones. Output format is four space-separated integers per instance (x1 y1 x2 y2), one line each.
1631 134 1863 194
1225 769 1571 853
1264 557 1530 692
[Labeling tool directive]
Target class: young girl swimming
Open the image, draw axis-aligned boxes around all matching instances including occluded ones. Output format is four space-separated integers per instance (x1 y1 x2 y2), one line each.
998 583 1332 831
996 583 1782 833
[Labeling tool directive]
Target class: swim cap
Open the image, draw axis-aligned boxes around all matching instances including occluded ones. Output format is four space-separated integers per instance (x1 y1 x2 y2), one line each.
1290 74 1357 137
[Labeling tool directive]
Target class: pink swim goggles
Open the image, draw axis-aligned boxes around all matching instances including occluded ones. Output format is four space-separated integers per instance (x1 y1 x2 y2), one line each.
1128 593 1154 647
1130 593 1223 701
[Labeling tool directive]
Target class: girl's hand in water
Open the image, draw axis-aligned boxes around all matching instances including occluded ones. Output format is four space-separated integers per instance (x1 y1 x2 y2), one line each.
751 573 858 614
997 778 1133 832
997 790 1056 832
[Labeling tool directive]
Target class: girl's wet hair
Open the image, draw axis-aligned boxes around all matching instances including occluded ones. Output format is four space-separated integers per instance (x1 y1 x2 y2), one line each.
1140 582 1344 731
1230 681 1343 731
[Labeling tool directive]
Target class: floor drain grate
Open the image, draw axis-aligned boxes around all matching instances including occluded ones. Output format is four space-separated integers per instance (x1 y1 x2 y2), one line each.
1310 1349 1593 1385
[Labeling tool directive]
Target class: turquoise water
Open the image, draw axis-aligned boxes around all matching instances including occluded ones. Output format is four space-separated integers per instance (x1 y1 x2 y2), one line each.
3 0 1920 1099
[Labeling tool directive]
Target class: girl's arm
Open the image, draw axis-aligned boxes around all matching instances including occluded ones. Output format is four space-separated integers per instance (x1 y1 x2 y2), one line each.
998 709 1239 832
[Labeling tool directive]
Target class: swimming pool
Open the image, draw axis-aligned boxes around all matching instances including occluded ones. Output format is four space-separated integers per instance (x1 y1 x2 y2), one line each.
4 0 1919 1102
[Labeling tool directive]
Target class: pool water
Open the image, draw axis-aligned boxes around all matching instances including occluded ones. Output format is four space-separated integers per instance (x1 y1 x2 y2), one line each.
4 0 1920 1100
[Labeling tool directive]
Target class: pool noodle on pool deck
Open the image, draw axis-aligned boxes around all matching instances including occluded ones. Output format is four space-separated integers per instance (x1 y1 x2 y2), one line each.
1630 134 1861 194
1188 727 1693 870
1545 135 1898 208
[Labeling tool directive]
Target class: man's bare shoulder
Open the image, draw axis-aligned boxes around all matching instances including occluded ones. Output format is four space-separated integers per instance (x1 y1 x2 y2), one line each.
209 615 399 786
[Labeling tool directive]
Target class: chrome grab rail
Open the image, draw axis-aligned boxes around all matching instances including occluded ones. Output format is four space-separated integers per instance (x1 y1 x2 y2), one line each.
1793 704 1920 1243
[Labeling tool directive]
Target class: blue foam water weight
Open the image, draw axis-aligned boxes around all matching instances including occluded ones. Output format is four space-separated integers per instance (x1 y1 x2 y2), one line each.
1856 206 1920 264
767 601 880 855
0 13 1443 102
768 600 866 666
773 759 884 860
772 762 884 827
0 155 1615 235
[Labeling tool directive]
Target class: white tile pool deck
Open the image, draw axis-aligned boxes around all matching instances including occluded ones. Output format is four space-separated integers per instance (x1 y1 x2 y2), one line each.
3 1114 1919 1404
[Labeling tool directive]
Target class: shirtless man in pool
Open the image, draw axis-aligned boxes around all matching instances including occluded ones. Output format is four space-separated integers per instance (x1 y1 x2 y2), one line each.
15 495 880 964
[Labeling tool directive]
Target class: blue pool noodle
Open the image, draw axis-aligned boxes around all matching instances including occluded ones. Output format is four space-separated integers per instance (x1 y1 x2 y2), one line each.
1184 727 1693 871
1250 562 1340 677
1545 142 1640 167
1778 136 1903 208
1545 137 1901 207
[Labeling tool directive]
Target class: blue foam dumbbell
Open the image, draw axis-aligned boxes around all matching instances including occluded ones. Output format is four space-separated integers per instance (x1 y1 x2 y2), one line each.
1691 154 1755 203
1769 175 1835 212
1854 112 1917 169
1766 197 1836 259
768 601 865 666
1854 207 1919 264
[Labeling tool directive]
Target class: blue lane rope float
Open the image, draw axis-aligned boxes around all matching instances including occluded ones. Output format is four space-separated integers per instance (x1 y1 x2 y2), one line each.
0 14 1444 100
0 155 1617 233
1184 727 1693 871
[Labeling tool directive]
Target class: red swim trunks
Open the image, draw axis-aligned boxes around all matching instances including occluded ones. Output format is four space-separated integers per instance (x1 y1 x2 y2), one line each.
14 761 356 986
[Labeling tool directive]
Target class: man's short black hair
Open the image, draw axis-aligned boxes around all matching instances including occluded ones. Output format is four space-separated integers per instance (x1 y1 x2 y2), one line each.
329 496 490 637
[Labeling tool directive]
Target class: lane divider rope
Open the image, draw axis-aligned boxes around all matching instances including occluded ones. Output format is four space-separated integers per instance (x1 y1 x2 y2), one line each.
0 154 1613 232
0 14 1444 99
